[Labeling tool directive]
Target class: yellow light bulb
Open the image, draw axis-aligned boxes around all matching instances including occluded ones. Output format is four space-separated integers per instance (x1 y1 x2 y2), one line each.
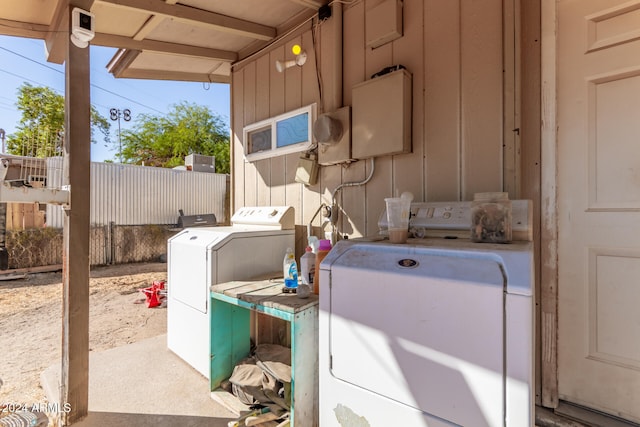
292 44 302 55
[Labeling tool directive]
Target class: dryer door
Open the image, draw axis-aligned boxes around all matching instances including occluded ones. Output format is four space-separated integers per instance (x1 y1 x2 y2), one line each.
328 244 506 427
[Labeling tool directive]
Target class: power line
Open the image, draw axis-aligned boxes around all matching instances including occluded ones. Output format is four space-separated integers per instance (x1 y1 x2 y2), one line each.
92 85 163 114
0 67 61 93
0 46 64 75
0 44 164 114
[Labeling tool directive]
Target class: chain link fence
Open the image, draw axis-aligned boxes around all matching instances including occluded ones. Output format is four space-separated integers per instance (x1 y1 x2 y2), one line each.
6 224 180 270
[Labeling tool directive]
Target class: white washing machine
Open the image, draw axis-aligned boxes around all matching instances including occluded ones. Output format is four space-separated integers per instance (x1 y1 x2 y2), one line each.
319 201 534 427
167 206 295 378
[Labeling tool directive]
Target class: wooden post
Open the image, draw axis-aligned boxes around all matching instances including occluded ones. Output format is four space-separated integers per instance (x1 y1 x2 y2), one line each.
540 0 559 409
61 4 91 424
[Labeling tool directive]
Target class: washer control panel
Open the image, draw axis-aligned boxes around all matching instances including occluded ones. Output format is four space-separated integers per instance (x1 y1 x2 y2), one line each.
231 206 295 229
378 200 533 241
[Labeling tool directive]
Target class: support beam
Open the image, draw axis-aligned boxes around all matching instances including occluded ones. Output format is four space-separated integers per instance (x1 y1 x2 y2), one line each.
540 0 559 409
105 48 140 76
287 0 324 9
45 0 69 64
0 184 70 205
113 68 232 83
60 4 91 424
92 32 238 61
97 0 276 40
0 18 48 39
132 15 164 41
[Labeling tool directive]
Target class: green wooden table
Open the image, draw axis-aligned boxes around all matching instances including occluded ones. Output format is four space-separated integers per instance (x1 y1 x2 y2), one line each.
210 278 318 427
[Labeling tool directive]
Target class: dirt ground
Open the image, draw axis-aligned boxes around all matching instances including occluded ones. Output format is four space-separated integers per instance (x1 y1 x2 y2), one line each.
0 262 168 405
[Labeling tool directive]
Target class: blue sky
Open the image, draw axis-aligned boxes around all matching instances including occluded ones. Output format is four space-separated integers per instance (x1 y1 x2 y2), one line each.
0 35 230 162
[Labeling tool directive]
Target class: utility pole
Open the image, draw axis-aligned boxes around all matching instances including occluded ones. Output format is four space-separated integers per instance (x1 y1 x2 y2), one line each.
109 108 131 163
0 128 5 153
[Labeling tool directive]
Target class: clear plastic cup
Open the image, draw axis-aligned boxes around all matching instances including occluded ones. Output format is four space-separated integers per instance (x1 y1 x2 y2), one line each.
385 197 411 243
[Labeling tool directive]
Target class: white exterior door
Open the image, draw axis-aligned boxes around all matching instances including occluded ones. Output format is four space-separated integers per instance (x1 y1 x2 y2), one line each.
557 0 640 422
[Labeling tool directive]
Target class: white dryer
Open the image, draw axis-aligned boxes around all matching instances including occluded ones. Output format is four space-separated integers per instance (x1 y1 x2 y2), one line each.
319 201 534 426
167 206 294 378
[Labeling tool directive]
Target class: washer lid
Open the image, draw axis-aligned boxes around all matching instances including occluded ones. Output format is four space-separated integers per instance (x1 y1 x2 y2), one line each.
328 244 506 427
169 228 226 313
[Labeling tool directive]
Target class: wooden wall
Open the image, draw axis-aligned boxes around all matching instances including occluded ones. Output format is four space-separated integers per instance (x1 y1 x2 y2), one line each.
232 0 508 248
6 203 45 230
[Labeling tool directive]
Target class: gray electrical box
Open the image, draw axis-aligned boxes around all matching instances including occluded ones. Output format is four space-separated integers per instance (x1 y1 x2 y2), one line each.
352 68 412 159
185 154 216 173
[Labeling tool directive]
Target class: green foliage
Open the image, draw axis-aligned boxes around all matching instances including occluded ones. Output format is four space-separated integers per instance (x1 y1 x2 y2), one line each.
6 84 110 157
119 102 230 174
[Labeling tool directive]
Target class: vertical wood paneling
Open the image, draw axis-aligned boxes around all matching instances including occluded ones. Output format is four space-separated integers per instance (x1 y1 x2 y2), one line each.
301 30 322 231
363 9 394 236
425 0 461 201
255 55 271 206
521 0 543 406
340 1 367 238
284 38 304 229
504 0 520 198
243 63 258 206
317 16 343 240
232 70 244 210
230 0 514 244
255 55 271 122
269 46 287 206
461 0 504 199
391 0 425 202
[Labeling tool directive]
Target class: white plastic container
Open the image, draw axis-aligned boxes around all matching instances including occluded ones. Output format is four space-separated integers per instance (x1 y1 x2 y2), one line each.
300 246 316 286
470 192 512 243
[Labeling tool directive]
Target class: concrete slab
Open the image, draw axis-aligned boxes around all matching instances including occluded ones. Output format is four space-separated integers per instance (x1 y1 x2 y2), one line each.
41 334 237 426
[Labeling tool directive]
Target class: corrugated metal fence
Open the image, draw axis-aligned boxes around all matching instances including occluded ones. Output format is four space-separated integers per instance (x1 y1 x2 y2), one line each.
1 158 229 269
46 158 228 227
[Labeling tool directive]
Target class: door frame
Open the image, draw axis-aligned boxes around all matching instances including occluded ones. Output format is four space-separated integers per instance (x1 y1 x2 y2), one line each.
539 0 559 408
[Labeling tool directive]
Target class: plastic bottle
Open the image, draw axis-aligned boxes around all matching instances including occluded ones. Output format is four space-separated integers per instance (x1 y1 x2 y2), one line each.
313 239 332 295
300 246 316 286
283 248 298 289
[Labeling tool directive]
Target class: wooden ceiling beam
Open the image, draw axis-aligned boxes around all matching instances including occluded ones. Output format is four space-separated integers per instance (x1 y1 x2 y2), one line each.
97 0 276 41
287 0 325 9
0 18 49 39
115 68 231 83
92 32 238 61
105 48 140 75
44 0 70 64
236 8 315 63
132 15 164 41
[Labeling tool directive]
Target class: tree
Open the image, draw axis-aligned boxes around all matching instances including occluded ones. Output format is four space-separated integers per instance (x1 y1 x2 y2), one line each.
6 83 110 157
119 102 230 174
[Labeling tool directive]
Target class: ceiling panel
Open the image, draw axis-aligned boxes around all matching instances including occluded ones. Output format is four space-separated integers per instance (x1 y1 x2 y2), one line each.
146 18 251 52
131 51 228 73
92 2 151 38
3 0 57 25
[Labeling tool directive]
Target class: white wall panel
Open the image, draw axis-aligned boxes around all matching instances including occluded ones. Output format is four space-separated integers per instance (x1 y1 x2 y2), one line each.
231 0 507 244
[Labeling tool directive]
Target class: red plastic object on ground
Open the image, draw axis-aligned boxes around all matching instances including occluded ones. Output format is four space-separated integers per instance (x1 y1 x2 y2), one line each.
140 280 166 308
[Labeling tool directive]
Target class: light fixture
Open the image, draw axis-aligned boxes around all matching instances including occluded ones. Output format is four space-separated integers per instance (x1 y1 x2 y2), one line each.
275 44 307 73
